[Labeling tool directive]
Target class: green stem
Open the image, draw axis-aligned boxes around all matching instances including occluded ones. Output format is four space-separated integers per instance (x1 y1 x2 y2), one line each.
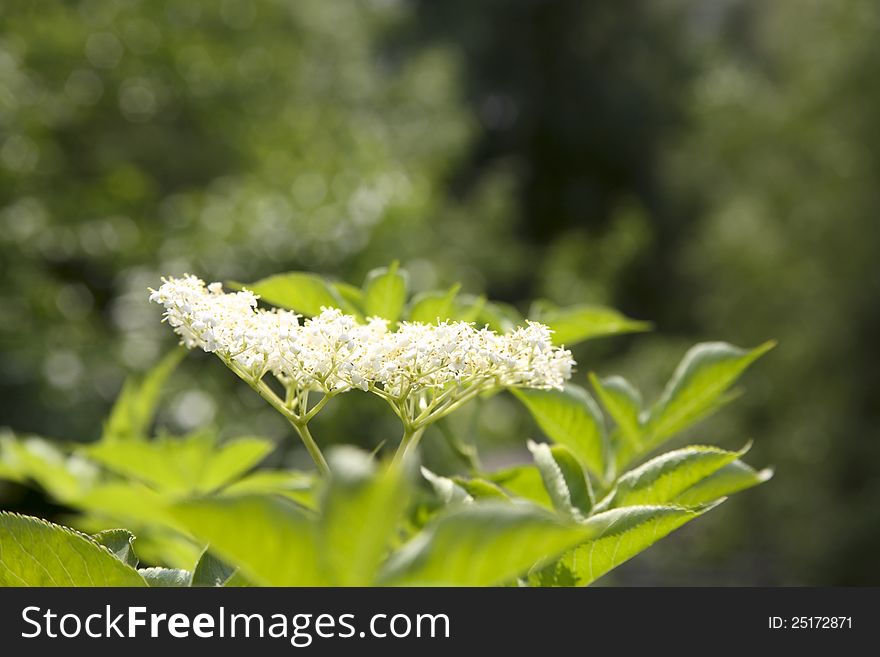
221 356 330 475
416 385 486 428
393 425 426 465
304 393 331 423
291 421 330 476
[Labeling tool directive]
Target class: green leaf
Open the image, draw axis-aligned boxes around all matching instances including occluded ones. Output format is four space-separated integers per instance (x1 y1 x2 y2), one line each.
362 261 407 323
0 462 21 483
331 282 365 314
590 373 643 449
379 502 599 586
597 444 749 510
421 467 473 504
645 341 775 448
74 481 176 527
231 272 357 317
220 469 314 494
170 494 323 586
98 526 200 572
0 433 21 482
478 301 522 333
451 476 510 500
512 384 608 482
220 469 317 509
675 460 774 506
191 548 239 587
488 465 553 509
0 513 147 586
139 567 191 587
318 447 410 586
408 285 461 323
454 293 487 323
527 441 593 518
0 441 23 483
563 503 718 586
534 303 651 346
92 529 138 568
197 438 274 492
85 433 273 495
103 348 185 442
0 434 96 502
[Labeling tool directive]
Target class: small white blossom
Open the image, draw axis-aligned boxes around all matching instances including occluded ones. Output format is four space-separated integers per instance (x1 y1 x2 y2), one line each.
149 275 575 424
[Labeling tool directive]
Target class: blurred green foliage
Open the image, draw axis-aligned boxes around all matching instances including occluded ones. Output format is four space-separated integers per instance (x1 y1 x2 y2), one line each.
652 0 880 585
0 0 503 442
1 0 878 584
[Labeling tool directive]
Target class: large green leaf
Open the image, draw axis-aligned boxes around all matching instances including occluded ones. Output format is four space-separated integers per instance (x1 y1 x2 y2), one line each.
533 303 651 346
196 438 275 492
564 503 717 586
589 373 643 450
220 469 317 509
103 348 185 442
512 384 607 482
74 481 176 527
408 285 461 323
170 494 323 586
318 448 410 585
675 460 774 506
645 341 775 448
85 432 273 495
0 513 147 586
362 262 407 323
597 445 748 510
220 469 314 495
488 465 554 509
230 272 357 316
379 502 597 586
528 441 593 518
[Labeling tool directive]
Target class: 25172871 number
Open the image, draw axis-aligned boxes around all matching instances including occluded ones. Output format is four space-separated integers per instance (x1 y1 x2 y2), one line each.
769 616 853 629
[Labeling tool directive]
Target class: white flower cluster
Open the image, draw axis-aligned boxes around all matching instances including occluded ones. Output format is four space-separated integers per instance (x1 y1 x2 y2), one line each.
149 275 574 401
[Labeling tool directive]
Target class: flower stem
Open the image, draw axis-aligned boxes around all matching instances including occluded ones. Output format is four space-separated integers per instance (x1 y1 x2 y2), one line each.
221 356 330 475
304 393 331 423
416 385 486 427
291 420 330 476
393 425 426 465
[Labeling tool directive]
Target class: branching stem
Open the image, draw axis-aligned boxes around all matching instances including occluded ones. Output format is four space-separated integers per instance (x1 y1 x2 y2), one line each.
220 356 330 475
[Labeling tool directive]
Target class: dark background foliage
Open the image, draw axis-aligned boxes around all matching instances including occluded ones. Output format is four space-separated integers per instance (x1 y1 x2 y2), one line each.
1 0 877 585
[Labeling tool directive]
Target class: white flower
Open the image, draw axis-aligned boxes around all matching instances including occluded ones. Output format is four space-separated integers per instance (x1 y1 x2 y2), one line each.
149 275 575 425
